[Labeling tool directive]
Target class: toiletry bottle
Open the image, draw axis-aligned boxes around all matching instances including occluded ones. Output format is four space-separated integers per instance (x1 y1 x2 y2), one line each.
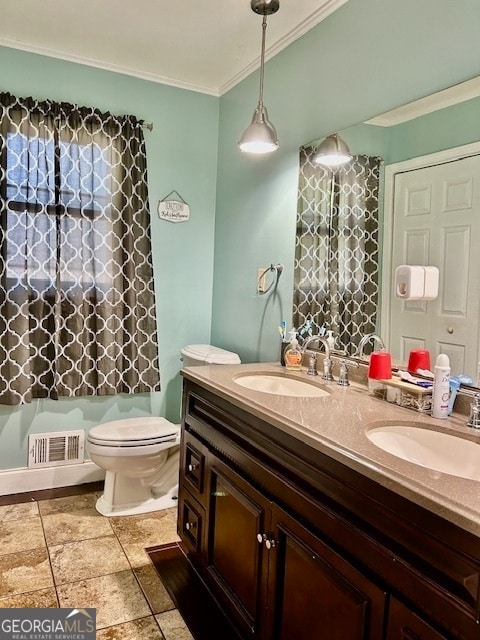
284 338 302 371
431 354 450 419
326 330 335 350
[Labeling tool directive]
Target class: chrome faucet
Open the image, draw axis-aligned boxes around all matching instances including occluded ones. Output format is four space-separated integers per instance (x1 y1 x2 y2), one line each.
301 336 334 381
357 333 385 358
467 393 480 428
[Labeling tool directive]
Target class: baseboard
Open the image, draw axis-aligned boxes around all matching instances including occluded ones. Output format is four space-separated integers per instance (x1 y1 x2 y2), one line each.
0 461 105 496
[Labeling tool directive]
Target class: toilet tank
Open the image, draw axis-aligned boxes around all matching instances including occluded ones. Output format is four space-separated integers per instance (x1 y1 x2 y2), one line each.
181 344 241 367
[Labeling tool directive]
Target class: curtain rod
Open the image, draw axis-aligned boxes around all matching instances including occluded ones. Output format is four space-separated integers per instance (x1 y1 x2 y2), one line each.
142 122 153 132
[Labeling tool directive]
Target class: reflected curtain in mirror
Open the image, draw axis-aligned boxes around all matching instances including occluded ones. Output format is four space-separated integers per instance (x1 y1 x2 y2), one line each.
0 92 160 404
293 146 381 354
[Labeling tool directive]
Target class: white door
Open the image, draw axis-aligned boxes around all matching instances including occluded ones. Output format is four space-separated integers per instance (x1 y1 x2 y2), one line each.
389 155 480 378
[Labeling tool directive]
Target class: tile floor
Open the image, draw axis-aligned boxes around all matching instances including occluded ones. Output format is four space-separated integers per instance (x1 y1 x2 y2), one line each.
0 491 194 640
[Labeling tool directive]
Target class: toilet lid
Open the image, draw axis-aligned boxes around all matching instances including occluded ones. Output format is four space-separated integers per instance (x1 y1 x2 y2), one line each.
87 417 179 447
181 343 241 365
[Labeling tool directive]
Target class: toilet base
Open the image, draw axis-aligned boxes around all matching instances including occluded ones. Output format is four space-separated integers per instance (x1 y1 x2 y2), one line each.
95 483 179 517
94 448 180 517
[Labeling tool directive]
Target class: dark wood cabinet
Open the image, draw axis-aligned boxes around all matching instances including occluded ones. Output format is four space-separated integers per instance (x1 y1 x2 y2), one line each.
199 455 387 640
178 379 480 640
266 503 386 640
206 458 269 637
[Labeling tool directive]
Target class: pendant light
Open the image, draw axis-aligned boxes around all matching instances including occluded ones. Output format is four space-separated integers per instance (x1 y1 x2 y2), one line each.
238 0 280 154
314 133 352 167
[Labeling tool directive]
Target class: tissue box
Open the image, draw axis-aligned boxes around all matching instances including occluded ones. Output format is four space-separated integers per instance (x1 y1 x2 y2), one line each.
368 376 432 413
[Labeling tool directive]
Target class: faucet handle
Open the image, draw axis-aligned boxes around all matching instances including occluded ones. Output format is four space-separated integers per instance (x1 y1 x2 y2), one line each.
467 393 480 428
306 352 318 376
322 357 334 382
336 359 359 387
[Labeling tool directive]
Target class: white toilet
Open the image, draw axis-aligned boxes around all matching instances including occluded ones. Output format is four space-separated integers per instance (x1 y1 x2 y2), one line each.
87 344 240 516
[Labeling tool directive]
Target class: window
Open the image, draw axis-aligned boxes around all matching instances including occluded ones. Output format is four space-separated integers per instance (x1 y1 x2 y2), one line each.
0 92 160 405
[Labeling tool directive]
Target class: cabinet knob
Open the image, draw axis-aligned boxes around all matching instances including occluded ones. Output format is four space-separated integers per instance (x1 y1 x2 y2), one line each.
185 522 196 531
447 326 454 334
257 533 277 549
187 463 197 472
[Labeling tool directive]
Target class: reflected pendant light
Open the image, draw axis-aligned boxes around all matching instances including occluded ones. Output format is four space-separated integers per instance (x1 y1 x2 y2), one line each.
238 0 280 154
314 133 352 167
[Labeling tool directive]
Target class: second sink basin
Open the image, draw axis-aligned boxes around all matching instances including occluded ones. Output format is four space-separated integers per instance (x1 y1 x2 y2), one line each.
233 373 330 398
366 424 480 481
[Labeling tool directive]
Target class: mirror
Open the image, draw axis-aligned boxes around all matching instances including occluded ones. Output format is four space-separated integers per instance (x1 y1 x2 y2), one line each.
300 76 480 382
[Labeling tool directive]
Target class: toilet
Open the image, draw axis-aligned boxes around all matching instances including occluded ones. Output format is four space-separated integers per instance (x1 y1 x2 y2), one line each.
87 344 240 516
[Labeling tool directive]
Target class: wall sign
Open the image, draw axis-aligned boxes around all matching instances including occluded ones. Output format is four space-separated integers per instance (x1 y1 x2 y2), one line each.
158 190 190 223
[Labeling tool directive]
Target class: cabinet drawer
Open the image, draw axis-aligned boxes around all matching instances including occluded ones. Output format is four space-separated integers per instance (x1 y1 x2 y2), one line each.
178 488 205 556
182 434 206 497
387 597 448 639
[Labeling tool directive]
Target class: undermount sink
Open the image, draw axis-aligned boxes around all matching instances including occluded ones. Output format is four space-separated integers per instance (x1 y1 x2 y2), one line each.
233 373 330 398
366 424 480 481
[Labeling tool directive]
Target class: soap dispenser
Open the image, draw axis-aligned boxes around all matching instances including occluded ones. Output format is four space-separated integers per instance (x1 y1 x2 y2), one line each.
284 338 302 371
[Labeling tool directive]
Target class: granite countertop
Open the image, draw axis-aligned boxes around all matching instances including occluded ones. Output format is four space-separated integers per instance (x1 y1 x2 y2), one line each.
181 362 480 537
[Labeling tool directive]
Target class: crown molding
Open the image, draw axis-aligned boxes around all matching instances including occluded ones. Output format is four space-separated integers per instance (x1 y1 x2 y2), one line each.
0 38 219 96
366 76 480 127
219 0 348 95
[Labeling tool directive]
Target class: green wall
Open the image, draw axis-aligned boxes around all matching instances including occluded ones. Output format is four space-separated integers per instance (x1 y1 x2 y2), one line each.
383 97 480 164
0 46 219 469
212 0 480 364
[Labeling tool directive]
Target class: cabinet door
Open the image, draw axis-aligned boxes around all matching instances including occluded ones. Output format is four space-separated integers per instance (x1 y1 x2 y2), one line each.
206 456 270 639
266 504 386 640
387 597 448 640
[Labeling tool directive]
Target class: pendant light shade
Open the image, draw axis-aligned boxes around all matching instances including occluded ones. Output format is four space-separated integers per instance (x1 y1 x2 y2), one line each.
314 133 352 167
238 105 278 154
238 0 279 154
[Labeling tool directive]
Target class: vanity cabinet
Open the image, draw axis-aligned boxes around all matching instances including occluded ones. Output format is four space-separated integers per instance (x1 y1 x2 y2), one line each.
265 502 386 640
204 456 386 639
178 379 480 640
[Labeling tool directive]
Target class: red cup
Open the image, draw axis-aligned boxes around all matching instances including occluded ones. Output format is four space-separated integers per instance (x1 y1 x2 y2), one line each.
368 351 392 380
407 349 430 374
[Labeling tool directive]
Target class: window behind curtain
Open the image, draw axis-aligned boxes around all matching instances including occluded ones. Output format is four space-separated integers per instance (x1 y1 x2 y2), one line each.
293 146 381 355
0 92 161 405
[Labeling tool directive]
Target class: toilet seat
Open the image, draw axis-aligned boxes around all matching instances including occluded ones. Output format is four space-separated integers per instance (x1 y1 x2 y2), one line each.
87 417 179 448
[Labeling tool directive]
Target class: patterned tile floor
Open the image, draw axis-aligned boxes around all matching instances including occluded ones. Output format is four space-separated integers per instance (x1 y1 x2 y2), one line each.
0 491 194 639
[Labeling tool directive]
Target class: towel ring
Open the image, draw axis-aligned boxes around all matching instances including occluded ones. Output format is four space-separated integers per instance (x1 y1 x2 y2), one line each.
257 263 284 295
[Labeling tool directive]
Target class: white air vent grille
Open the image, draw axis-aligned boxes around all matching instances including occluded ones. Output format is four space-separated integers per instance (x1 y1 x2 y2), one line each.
28 430 85 468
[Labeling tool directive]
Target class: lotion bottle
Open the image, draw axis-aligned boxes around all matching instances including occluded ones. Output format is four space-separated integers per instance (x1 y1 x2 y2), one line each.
431 354 450 419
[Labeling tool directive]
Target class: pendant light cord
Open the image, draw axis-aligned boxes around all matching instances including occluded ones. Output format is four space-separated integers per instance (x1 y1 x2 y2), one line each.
258 15 267 108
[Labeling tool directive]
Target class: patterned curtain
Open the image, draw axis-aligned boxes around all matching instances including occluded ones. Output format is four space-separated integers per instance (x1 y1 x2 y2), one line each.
293 145 380 355
0 92 160 404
